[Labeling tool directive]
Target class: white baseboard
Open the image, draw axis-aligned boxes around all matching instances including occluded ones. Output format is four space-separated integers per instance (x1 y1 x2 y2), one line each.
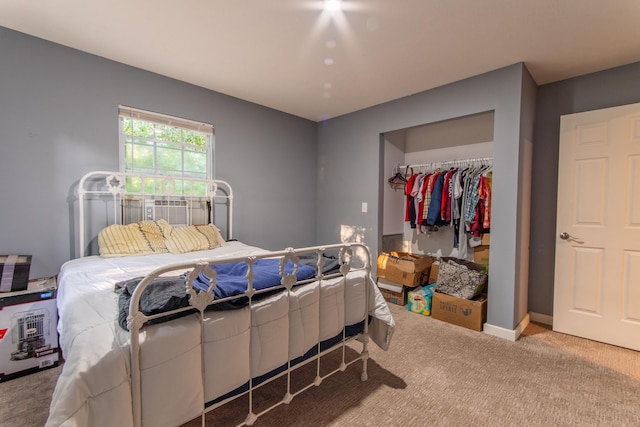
483 313 531 342
529 312 553 326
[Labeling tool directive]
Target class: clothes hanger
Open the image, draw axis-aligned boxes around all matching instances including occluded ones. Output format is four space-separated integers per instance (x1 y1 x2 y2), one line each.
388 164 406 182
404 165 414 179
387 164 411 190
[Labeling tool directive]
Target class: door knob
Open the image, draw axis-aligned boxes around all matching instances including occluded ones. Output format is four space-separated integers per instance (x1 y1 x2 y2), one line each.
559 231 584 244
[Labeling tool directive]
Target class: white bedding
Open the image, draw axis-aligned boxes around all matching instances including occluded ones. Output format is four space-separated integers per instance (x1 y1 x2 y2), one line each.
46 242 394 427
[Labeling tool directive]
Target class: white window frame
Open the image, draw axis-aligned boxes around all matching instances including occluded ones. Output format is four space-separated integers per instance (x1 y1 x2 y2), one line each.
118 105 214 179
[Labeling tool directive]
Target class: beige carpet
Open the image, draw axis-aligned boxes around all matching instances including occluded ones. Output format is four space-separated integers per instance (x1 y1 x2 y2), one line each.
2 303 639 426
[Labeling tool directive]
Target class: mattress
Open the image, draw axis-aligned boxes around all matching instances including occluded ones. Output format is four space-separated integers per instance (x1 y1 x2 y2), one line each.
46 241 394 427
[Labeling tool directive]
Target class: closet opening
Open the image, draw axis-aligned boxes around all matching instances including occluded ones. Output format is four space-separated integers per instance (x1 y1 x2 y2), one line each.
381 110 495 262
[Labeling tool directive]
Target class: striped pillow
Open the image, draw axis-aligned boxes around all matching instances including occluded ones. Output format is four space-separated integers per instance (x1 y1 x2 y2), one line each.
98 220 174 257
139 219 173 253
98 223 156 257
165 224 227 254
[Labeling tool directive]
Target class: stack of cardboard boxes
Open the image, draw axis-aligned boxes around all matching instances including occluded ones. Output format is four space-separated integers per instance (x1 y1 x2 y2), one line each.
376 252 435 307
376 241 490 332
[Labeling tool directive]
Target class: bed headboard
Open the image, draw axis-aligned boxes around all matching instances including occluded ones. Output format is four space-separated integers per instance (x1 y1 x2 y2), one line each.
77 171 233 257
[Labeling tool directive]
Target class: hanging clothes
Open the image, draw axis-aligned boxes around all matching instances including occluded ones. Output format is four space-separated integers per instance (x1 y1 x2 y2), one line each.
420 171 440 227
397 158 492 252
464 170 482 224
440 168 457 224
480 171 492 230
425 172 446 227
405 173 419 229
415 173 431 234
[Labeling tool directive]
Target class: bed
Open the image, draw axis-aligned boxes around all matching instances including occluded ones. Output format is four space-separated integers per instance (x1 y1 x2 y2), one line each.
46 171 395 427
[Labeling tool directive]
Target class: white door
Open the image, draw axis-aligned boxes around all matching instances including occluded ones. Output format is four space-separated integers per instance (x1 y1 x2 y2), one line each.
553 102 640 351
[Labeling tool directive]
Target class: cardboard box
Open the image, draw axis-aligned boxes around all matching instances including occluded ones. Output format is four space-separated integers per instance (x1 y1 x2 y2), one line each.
0 277 60 382
431 291 487 331
473 246 490 267
377 278 410 306
407 284 436 316
377 252 435 287
470 233 490 267
0 255 32 293
481 233 490 246
428 262 439 284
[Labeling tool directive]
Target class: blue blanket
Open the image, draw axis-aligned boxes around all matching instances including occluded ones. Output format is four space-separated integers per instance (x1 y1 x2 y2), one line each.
192 258 317 297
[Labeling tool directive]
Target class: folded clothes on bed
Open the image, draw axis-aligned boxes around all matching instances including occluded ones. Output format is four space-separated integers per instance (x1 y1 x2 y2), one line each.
192 258 316 293
116 276 192 331
116 258 316 330
297 253 341 274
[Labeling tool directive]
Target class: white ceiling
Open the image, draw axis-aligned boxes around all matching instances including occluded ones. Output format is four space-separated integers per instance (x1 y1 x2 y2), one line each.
2 0 640 122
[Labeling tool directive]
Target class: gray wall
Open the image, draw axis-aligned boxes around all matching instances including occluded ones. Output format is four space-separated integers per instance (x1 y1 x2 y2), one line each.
0 27 318 278
528 61 640 316
4 24 639 324
317 63 535 330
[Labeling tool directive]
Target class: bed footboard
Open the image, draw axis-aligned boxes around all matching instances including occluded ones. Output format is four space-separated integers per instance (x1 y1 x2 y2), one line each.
126 243 373 427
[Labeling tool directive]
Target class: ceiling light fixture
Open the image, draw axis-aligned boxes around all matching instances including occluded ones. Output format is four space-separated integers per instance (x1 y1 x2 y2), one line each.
324 0 342 12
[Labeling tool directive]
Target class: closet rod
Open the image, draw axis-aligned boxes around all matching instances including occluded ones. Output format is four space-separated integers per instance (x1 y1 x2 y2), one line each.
395 156 492 173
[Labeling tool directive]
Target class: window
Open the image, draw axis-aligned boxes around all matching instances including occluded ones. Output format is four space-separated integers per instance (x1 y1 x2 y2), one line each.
118 106 214 195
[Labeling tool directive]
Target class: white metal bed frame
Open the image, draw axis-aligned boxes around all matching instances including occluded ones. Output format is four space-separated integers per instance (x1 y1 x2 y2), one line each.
75 171 373 427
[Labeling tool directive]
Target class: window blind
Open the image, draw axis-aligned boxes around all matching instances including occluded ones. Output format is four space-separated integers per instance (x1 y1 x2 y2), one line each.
118 105 213 134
